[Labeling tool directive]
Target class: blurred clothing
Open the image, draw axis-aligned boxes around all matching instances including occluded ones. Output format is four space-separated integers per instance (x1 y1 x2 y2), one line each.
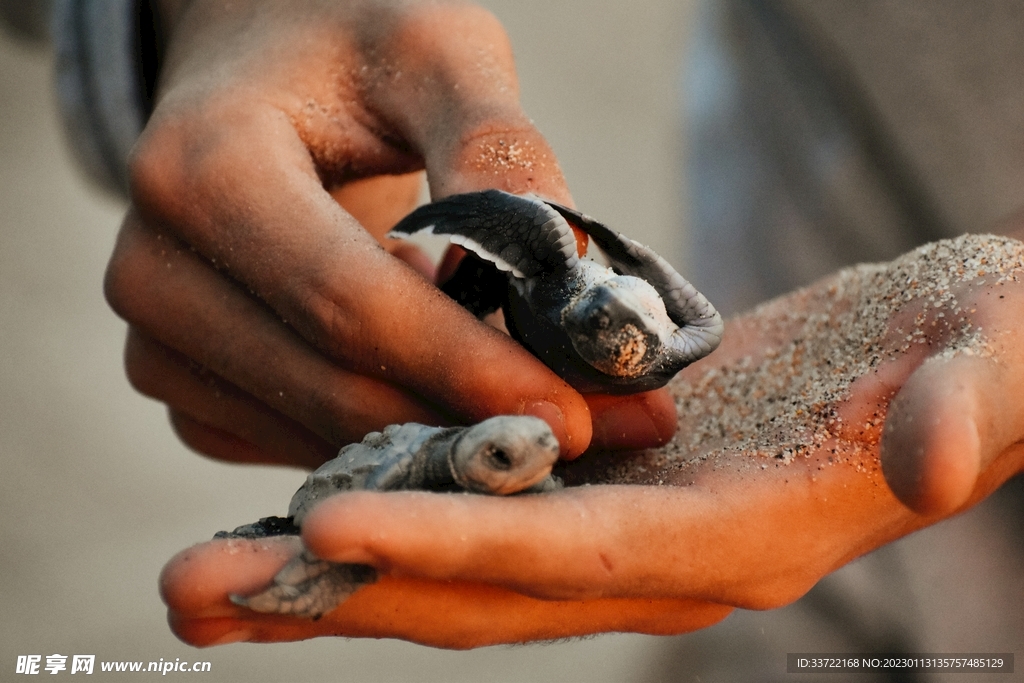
669 1 1024 681
2 0 160 196
687 0 1024 315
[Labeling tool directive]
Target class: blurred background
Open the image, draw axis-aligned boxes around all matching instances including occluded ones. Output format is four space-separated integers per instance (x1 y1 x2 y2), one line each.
0 1 701 680
6 2 1024 681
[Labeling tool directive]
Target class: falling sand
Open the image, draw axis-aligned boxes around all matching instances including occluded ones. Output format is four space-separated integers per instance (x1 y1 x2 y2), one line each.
562 234 1024 487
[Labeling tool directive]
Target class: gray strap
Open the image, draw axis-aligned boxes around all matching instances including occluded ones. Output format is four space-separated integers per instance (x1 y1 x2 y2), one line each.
52 0 144 197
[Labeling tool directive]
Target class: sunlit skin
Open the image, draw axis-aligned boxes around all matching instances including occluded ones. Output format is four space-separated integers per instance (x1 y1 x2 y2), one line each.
162 258 1024 647
113 1 1024 649
106 0 680 469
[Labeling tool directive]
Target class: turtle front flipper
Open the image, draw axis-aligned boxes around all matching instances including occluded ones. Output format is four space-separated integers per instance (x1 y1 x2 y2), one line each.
547 201 724 366
388 190 580 279
230 551 378 619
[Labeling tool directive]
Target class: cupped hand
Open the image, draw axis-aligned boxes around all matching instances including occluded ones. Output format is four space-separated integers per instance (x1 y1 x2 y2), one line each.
104 0 677 468
162 236 1024 647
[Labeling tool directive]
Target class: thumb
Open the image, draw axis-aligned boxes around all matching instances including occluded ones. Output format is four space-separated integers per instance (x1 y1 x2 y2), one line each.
880 353 1024 516
358 4 583 231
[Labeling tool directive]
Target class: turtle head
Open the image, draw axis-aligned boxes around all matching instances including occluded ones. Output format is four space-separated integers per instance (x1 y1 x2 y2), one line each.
449 416 560 495
561 276 670 378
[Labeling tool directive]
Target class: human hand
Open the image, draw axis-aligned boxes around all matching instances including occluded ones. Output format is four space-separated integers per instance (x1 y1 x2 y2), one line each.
103 0 678 468
162 235 1024 647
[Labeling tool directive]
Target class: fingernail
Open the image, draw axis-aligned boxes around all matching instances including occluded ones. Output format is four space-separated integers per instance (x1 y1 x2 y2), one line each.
592 401 665 450
206 627 252 646
523 400 569 455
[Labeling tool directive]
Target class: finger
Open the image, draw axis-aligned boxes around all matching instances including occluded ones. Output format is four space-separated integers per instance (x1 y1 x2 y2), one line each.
128 102 592 456
586 388 678 451
881 353 1024 515
326 172 424 242
383 238 437 281
300 482 821 609
169 412 284 467
302 488 694 602
107 214 447 447
125 328 334 467
356 3 588 249
160 538 732 648
436 244 467 285
331 172 439 286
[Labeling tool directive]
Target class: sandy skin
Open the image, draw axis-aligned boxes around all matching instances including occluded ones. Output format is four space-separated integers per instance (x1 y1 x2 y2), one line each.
162 235 1024 648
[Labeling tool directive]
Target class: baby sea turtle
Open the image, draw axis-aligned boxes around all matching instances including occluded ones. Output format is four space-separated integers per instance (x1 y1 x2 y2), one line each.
389 190 724 393
223 415 561 618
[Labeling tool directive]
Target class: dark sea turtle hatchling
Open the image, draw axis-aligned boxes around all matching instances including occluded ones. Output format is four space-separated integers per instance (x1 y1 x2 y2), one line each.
389 190 724 393
223 415 561 619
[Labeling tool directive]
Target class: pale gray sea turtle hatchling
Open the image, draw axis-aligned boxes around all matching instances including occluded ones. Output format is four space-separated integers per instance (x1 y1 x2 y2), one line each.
389 189 724 393
223 415 561 619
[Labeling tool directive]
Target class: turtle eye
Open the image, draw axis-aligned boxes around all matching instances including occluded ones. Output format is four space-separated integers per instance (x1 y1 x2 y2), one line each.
483 446 513 471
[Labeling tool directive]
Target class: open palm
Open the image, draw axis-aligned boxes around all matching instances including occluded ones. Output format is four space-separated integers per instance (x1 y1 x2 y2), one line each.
162 235 1024 648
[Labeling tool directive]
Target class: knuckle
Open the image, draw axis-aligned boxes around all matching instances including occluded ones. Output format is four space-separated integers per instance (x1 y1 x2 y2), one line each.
102 257 130 321
103 223 150 323
298 288 357 360
129 95 246 223
122 331 169 399
168 409 264 464
128 122 185 217
123 348 159 399
166 410 219 458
